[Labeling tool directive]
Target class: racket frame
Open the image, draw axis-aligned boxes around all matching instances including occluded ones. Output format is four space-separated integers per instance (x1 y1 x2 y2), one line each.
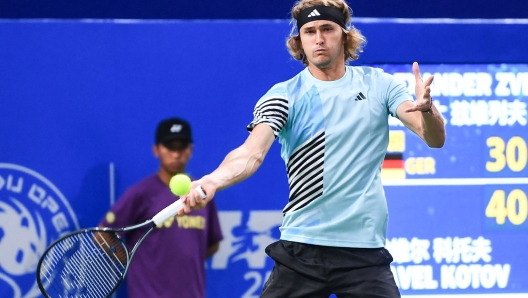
36 187 205 297
36 221 156 298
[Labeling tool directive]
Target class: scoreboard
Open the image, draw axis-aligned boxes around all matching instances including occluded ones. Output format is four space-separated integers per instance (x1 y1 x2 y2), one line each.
378 64 528 296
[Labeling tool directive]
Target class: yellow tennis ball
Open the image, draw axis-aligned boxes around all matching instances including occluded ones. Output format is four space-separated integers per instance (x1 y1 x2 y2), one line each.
169 174 192 196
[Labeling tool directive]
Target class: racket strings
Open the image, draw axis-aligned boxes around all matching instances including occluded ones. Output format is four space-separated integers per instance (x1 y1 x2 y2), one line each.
39 231 129 298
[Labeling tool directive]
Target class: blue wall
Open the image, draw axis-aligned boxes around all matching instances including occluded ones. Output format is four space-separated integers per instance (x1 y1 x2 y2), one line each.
1 18 525 222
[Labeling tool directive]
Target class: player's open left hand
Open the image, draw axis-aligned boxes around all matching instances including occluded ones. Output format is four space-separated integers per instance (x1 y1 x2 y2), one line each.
178 177 216 215
405 62 434 113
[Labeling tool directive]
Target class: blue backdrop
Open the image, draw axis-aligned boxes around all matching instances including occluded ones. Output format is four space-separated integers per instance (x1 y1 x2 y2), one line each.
0 19 527 297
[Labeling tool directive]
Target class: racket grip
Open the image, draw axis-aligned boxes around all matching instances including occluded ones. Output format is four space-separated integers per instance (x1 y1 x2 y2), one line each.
152 186 207 225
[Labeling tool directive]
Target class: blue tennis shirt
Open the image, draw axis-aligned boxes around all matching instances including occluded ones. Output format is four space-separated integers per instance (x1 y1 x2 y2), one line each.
247 66 413 248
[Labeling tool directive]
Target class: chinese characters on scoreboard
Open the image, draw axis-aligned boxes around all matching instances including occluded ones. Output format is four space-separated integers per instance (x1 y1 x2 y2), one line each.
390 70 527 128
386 236 510 291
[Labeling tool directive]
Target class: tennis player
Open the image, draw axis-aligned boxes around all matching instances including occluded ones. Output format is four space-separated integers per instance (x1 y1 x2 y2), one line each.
182 0 445 296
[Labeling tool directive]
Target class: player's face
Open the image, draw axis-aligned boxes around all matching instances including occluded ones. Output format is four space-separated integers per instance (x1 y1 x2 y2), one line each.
153 140 192 175
300 21 345 69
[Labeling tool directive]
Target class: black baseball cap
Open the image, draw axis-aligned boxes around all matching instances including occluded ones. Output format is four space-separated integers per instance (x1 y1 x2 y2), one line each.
155 117 193 145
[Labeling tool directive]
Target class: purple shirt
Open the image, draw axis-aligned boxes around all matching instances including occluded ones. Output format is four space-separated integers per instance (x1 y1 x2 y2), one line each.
99 174 223 298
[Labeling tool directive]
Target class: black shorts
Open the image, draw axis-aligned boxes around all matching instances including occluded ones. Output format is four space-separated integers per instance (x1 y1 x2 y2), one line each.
261 240 400 298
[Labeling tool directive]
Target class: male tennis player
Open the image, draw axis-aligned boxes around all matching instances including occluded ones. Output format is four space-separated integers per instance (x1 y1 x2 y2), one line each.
100 117 223 298
182 0 445 296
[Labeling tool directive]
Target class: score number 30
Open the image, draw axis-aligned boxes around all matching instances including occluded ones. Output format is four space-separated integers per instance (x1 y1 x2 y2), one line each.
486 136 528 225
486 136 527 172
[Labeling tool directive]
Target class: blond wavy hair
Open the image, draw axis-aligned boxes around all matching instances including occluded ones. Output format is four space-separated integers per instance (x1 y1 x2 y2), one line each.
287 0 367 66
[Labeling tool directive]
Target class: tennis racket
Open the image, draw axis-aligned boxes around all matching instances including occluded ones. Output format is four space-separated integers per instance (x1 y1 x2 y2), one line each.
36 186 206 298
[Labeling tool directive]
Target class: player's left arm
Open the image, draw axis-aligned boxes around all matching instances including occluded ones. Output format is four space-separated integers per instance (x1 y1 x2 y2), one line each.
397 62 446 148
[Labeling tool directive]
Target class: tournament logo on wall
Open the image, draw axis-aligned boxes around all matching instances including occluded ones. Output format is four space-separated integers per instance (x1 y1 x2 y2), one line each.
0 163 79 298
209 210 282 298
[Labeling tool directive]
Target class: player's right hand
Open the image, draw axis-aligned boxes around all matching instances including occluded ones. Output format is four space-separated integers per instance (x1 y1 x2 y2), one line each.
178 176 216 215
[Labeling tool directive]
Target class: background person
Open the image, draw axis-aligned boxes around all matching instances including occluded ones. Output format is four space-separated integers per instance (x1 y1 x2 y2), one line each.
100 117 223 298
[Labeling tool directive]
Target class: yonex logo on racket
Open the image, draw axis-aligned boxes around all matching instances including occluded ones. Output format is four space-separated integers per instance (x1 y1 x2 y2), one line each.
307 9 320 17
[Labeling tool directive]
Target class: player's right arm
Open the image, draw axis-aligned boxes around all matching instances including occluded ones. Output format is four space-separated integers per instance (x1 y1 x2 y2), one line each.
210 123 275 190
181 123 275 214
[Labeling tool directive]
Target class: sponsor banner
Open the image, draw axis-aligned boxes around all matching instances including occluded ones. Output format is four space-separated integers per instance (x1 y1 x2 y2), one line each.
207 209 527 297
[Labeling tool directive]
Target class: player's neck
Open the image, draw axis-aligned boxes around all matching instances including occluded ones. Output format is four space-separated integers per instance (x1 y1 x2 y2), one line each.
307 62 346 81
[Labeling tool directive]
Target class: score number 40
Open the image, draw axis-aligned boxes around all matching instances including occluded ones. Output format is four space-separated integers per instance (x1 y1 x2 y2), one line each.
486 189 527 225
486 136 528 225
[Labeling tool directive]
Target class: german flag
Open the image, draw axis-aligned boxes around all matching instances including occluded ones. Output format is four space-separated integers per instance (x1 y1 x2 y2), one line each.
382 129 406 180
381 153 406 180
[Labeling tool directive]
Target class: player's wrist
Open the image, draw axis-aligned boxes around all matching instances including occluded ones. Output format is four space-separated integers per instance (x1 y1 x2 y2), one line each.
421 98 433 114
202 174 220 191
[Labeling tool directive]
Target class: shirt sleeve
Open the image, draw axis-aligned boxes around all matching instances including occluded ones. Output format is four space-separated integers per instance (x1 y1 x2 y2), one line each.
206 201 223 246
381 71 414 118
246 97 289 138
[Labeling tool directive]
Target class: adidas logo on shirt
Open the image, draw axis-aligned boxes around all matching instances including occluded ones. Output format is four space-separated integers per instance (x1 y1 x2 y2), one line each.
307 9 321 17
355 92 367 101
